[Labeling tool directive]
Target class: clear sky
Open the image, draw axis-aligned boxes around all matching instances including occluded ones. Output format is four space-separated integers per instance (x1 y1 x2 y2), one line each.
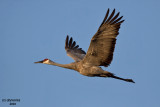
1 0 160 107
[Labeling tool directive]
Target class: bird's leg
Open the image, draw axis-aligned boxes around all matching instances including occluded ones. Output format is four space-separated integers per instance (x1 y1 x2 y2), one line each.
110 75 135 83
103 71 135 83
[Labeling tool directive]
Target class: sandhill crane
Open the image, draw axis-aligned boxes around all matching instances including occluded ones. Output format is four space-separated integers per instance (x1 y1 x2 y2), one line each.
35 9 135 83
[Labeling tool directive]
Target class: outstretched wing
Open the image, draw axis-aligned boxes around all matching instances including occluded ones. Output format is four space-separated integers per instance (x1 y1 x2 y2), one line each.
82 9 124 67
65 35 86 62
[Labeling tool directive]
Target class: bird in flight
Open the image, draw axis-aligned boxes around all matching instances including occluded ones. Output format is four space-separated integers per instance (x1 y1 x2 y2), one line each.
35 9 135 83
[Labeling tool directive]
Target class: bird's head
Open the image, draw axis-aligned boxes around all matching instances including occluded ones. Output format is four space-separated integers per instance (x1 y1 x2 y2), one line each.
34 58 52 64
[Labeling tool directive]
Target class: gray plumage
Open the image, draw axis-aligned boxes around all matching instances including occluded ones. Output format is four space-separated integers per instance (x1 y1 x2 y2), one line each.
35 9 135 83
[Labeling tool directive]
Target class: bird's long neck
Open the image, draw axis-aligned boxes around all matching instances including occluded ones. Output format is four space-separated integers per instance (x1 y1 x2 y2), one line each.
47 60 77 70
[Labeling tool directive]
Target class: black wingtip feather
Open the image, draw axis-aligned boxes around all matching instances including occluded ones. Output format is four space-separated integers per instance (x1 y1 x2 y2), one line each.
106 9 115 23
111 16 124 24
71 41 76 48
117 20 125 24
74 45 79 49
65 35 69 49
99 8 110 28
69 37 73 48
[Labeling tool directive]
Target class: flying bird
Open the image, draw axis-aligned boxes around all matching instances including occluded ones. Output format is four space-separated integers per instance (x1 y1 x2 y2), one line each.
35 9 135 83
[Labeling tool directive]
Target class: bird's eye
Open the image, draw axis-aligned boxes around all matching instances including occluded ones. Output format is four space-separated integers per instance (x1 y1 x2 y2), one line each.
43 59 48 61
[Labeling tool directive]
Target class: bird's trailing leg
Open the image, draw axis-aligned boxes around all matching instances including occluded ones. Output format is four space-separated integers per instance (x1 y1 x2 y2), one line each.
107 73 135 83
101 72 135 83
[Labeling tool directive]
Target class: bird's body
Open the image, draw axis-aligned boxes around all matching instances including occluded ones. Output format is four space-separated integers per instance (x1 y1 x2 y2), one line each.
35 9 135 83
76 62 105 77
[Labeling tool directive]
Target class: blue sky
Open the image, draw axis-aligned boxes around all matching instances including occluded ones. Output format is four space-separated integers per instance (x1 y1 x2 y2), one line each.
1 0 160 107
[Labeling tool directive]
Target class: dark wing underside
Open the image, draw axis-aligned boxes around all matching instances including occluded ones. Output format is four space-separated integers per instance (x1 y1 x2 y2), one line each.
82 9 124 67
65 35 86 62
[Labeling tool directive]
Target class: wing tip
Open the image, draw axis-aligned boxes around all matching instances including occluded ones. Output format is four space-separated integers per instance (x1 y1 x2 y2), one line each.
100 8 124 27
65 35 69 49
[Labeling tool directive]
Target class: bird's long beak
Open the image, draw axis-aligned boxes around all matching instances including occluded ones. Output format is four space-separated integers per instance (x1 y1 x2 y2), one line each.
34 60 43 63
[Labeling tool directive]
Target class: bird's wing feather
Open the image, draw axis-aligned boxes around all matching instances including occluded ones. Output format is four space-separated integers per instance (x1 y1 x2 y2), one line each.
82 9 124 67
65 35 86 62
